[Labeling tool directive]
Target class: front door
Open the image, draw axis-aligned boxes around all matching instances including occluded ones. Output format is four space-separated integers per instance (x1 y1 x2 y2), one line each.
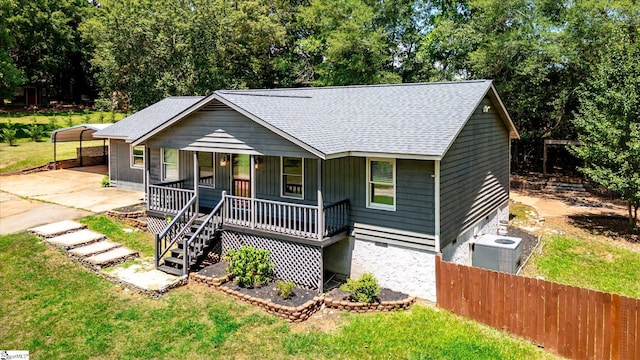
232 154 250 197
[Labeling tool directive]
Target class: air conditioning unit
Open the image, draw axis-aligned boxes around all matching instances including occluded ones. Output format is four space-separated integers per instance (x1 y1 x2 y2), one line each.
472 235 523 274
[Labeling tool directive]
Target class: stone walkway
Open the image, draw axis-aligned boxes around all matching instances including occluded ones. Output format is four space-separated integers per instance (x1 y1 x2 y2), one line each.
29 220 185 296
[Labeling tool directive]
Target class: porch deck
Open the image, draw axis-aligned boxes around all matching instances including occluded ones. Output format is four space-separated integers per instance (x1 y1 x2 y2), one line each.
148 183 350 245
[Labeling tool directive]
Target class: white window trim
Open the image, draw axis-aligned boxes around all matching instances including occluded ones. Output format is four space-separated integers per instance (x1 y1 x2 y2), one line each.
161 148 179 181
366 157 396 211
198 152 215 189
280 156 304 199
130 145 145 169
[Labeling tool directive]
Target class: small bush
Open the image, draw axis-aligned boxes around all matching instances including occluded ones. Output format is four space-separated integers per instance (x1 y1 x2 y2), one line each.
224 246 274 288
97 113 105 123
340 273 380 303
48 117 57 130
276 280 295 299
23 121 45 142
1 121 17 145
65 113 73 127
101 175 110 187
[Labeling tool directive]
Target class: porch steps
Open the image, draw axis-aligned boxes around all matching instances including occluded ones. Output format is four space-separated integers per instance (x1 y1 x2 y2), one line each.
29 220 86 238
46 229 106 249
157 264 184 276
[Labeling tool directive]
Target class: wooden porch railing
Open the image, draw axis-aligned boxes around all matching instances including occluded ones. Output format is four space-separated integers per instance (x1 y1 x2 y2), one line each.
323 199 350 237
148 184 195 214
223 195 349 240
155 196 198 269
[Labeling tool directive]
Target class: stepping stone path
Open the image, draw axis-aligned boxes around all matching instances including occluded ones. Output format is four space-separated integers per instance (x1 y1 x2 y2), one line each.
29 220 139 269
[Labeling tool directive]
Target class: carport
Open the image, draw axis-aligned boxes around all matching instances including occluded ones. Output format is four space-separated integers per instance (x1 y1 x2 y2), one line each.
50 124 111 169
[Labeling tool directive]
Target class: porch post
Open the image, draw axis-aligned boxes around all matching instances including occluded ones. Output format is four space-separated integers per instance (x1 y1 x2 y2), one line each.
193 151 199 214
53 132 57 170
145 145 150 207
250 155 256 228
317 158 323 241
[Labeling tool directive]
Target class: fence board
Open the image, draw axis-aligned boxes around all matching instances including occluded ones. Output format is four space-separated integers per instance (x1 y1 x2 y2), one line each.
578 287 588 359
630 298 638 360
588 290 597 359
595 291 606 359
603 293 612 360
535 279 545 346
569 286 580 358
461 265 470 318
612 294 621 360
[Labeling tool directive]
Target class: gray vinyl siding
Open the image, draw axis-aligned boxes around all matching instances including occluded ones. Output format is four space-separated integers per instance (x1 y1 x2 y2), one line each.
439 97 510 249
146 102 315 158
109 139 143 187
323 157 436 236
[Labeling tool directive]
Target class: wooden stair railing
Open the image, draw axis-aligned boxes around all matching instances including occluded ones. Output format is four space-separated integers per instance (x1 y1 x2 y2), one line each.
155 195 198 272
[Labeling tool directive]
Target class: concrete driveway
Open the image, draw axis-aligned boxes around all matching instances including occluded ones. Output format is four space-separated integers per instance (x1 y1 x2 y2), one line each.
0 165 143 234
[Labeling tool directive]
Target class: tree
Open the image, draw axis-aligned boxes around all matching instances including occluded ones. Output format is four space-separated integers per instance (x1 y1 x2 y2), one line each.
571 22 640 228
0 0 24 101
6 0 95 102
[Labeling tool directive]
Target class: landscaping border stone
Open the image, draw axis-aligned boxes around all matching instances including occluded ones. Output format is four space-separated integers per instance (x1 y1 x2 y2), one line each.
324 295 416 313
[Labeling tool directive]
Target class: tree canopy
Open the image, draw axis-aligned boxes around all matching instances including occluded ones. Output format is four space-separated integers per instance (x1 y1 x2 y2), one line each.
2 0 639 179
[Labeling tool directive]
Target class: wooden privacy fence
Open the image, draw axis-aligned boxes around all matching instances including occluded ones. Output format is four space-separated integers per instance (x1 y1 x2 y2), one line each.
435 255 639 360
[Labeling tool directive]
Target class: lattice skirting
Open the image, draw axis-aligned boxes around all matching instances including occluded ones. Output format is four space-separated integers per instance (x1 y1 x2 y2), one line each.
221 231 322 291
147 216 169 235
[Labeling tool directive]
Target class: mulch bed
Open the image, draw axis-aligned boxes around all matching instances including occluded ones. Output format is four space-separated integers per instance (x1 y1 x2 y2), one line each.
507 225 540 265
324 287 415 312
225 282 317 308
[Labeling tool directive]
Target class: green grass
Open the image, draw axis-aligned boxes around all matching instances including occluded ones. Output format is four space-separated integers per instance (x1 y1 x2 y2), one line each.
0 138 105 173
509 201 538 223
0 228 554 359
529 235 640 298
0 111 126 173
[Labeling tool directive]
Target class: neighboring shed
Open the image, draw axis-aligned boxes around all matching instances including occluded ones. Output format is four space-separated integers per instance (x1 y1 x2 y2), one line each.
50 124 111 169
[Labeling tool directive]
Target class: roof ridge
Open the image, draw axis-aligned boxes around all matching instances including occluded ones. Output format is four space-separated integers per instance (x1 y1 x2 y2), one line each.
166 96 206 99
214 80 491 93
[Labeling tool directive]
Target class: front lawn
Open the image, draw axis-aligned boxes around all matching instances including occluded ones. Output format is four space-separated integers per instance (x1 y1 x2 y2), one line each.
0 226 554 359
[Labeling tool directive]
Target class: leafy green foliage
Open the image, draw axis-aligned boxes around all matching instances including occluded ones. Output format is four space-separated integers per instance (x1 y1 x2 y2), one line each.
23 121 44 142
570 21 640 227
1 120 17 145
275 280 296 299
224 246 275 288
340 273 380 303
101 175 110 187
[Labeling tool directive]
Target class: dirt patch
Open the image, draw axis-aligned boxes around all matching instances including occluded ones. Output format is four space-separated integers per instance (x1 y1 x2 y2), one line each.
568 214 640 244
197 261 227 278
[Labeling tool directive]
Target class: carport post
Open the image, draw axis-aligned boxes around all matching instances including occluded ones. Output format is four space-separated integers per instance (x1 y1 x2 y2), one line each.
53 132 57 170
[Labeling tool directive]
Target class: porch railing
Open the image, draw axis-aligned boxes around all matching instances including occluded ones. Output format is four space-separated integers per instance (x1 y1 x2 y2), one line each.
148 184 195 214
223 195 349 239
155 195 198 269
323 199 350 237
183 195 225 273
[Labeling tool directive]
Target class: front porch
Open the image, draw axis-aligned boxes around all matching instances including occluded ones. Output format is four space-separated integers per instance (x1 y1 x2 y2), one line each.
144 151 350 291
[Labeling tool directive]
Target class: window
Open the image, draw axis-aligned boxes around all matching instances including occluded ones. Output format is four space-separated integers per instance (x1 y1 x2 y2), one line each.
367 158 395 210
162 148 179 181
130 145 144 168
281 157 303 199
198 152 215 187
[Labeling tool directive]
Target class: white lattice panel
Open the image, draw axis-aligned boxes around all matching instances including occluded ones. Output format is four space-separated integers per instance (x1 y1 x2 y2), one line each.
147 216 169 235
221 231 322 291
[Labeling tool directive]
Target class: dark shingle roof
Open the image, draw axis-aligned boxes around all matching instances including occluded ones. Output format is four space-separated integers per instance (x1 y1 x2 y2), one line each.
94 96 205 141
214 80 498 157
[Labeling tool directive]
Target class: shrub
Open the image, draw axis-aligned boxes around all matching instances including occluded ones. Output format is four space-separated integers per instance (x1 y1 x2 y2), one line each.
276 280 295 299
224 246 274 288
65 112 73 127
48 117 57 130
101 175 110 187
23 121 45 142
1 121 17 145
340 273 380 303
97 113 105 124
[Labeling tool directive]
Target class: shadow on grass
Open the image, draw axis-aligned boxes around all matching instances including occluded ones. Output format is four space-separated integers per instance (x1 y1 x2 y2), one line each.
568 214 640 244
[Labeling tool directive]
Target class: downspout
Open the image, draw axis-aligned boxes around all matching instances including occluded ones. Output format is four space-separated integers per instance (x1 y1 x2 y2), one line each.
250 155 256 228
434 160 441 254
